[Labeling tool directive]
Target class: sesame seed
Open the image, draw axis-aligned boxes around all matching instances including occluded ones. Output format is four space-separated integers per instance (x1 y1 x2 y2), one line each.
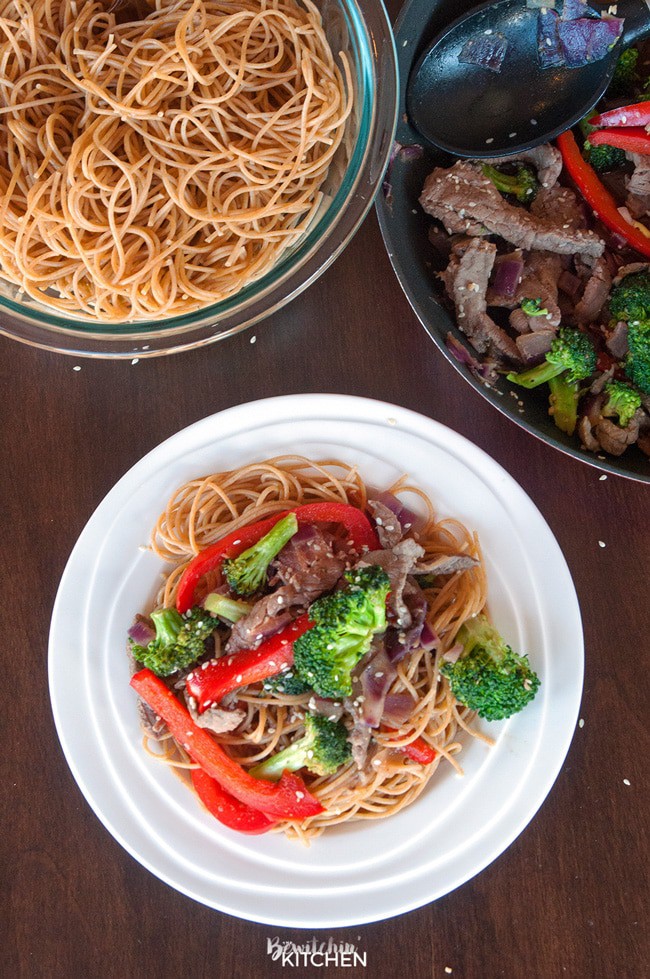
485 137 494 144
599 474 607 481
509 132 517 138
250 335 256 344
73 365 81 372
578 718 584 728
235 674 243 682
623 778 631 786
598 540 606 548
530 118 537 125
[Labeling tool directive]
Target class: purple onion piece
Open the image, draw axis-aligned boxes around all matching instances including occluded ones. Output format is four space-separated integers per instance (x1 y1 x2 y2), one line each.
360 649 396 728
446 334 496 381
561 0 587 20
491 257 524 299
458 33 508 73
420 620 439 650
399 144 424 162
538 8 564 68
381 693 416 726
128 618 155 646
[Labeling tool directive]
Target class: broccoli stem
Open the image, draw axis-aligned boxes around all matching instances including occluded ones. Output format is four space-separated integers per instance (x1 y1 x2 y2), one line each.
203 592 252 623
548 375 580 436
249 741 310 781
507 358 563 389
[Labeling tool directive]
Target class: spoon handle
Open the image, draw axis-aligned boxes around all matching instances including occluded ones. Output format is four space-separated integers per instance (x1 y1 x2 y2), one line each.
619 0 650 45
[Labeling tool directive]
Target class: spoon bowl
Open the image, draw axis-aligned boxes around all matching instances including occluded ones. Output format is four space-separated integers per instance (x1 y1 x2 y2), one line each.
407 0 650 158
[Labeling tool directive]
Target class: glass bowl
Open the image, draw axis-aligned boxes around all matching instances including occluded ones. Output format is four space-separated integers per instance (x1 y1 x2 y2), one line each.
0 0 398 359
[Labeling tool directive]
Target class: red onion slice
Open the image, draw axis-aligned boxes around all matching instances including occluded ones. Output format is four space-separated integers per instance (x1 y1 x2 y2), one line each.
492 256 524 299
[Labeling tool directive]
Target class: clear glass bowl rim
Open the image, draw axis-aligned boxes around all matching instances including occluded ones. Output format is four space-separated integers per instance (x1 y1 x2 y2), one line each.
0 0 398 358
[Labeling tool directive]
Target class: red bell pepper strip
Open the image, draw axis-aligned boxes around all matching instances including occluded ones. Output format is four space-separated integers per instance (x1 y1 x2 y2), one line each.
130 668 324 820
590 101 650 129
175 512 291 614
588 127 650 155
382 726 437 764
186 613 313 711
556 130 650 259
399 736 437 765
176 502 380 613
190 767 276 834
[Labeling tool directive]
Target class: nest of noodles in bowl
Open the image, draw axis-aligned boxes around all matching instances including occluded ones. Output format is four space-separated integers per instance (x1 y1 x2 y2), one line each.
0 0 398 357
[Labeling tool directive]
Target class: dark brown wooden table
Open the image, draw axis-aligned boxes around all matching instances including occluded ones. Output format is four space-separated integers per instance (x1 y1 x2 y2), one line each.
2 56 648 979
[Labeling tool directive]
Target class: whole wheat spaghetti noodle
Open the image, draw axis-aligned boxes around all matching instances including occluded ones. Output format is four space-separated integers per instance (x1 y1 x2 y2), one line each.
0 0 351 321
135 456 492 844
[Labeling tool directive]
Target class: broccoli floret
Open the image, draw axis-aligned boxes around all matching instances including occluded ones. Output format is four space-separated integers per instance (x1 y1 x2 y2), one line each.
603 380 643 426
131 607 215 677
482 163 539 203
625 320 650 395
203 591 253 623
223 512 298 596
609 47 639 98
520 297 549 317
249 713 352 781
585 140 626 173
609 271 650 323
506 327 597 389
262 669 313 696
579 112 626 172
548 374 581 436
440 613 540 721
292 565 391 700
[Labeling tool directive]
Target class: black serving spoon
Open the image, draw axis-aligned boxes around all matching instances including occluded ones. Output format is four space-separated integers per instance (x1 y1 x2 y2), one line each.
406 0 650 158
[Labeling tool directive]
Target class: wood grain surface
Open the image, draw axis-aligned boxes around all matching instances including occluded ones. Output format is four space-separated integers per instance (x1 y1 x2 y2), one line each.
1 21 648 978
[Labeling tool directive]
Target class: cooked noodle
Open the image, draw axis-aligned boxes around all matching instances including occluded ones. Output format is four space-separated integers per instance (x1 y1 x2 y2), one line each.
142 456 491 843
0 0 351 321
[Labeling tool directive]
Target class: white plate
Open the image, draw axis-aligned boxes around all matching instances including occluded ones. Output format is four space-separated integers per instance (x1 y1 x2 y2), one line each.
48 394 583 927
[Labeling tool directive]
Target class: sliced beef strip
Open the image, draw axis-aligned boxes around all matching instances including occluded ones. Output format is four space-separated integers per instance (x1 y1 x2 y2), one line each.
137 700 167 740
366 499 403 549
515 328 556 364
225 586 302 653
578 392 642 456
358 537 424 628
625 152 650 217
484 143 563 189
271 524 348 602
594 415 642 456
606 321 629 359
573 256 612 323
187 698 245 734
413 553 478 575
637 415 650 457
441 237 522 363
420 161 604 258
530 184 587 231
512 250 563 329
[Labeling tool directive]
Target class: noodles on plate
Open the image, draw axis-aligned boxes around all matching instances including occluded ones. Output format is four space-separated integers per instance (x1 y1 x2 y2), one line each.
135 456 493 844
0 0 351 321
